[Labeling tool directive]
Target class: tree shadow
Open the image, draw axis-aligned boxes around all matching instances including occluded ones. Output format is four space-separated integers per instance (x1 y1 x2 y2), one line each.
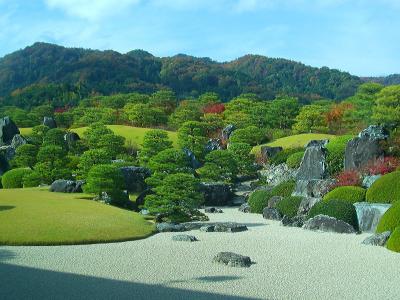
0 249 16 262
0 205 15 212
169 275 243 284
0 263 260 300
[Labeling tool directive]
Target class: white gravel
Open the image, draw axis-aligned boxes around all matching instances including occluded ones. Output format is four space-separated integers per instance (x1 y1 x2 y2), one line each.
1 208 399 300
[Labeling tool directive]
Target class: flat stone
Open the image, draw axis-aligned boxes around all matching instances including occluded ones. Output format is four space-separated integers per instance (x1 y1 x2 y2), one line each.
212 252 252 268
200 225 215 232
362 231 391 246
281 215 304 227
214 223 248 233
303 214 356 234
156 223 186 233
172 234 198 242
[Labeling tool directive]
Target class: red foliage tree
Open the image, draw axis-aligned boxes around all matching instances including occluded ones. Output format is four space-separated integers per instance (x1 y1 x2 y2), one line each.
335 170 362 187
203 103 225 114
325 103 353 134
365 156 400 175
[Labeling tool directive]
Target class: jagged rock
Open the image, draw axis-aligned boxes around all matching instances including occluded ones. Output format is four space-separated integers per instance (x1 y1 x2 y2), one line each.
262 207 282 220
200 182 232 206
238 203 251 213
345 125 388 171
305 139 329 148
0 154 9 175
213 252 252 268
362 175 382 189
297 197 321 215
221 124 236 140
268 196 283 208
172 234 198 242
205 207 223 213
200 225 215 232
119 166 151 193
49 179 84 193
156 223 186 232
0 145 15 161
281 215 304 227
303 214 356 234
362 231 391 246
297 140 328 180
10 134 26 149
205 138 222 152
353 202 391 232
260 146 283 161
182 148 201 169
214 223 248 233
0 117 20 145
43 116 57 129
64 132 80 149
293 179 336 198
259 163 296 186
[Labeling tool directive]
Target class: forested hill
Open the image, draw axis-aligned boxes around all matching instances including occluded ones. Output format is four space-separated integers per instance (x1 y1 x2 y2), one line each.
0 42 363 105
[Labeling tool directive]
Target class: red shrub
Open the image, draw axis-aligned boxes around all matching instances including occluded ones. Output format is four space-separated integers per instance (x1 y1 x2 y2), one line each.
335 170 362 187
54 106 70 113
366 156 400 175
203 103 225 114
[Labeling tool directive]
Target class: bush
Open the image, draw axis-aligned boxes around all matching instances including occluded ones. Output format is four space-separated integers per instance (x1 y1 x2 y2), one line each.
386 227 400 253
22 171 43 188
269 147 303 165
276 196 303 218
1 168 33 188
286 151 304 169
326 135 354 175
335 170 362 187
307 199 359 230
366 171 400 204
366 156 400 176
229 126 267 146
323 186 366 204
271 180 296 197
248 190 273 213
376 201 400 233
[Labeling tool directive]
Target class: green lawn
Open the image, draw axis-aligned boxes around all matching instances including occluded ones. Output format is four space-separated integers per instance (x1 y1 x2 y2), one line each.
0 188 155 246
253 133 335 153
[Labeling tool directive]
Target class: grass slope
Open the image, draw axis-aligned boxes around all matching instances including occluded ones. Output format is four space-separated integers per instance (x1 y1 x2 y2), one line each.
20 125 178 148
0 188 155 245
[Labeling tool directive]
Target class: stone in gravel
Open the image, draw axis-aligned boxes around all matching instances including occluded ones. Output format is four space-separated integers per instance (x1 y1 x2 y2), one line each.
205 207 223 213
281 215 304 227
268 196 283 208
200 225 215 232
238 203 250 213
362 231 391 246
212 252 252 268
214 223 248 233
156 223 186 232
172 234 198 242
262 208 282 220
303 214 356 234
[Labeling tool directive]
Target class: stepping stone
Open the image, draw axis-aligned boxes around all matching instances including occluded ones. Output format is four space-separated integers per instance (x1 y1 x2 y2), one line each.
213 252 252 268
172 234 198 242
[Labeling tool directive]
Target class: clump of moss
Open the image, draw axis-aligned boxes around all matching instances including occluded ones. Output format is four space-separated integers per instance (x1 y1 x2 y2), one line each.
248 190 273 213
366 171 400 204
386 227 400 253
276 196 303 218
376 201 400 233
286 151 304 169
323 186 366 204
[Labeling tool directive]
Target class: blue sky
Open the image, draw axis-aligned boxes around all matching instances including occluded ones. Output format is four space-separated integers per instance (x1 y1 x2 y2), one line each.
0 0 399 76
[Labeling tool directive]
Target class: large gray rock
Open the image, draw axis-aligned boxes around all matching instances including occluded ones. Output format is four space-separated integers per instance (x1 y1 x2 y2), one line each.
344 125 388 171
43 116 57 129
205 138 222 152
362 175 382 189
156 223 186 232
182 148 201 169
221 124 236 140
0 117 20 146
297 197 321 215
260 146 283 160
212 252 252 268
362 231 391 246
0 153 9 175
200 182 232 206
268 196 283 208
214 223 248 233
303 214 356 234
134 189 154 209
293 179 336 198
281 215 304 227
259 163 296 186
49 179 84 193
238 202 251 213
296 140 328 180
262 207 282 220
172 234 198 242
0 145 16 162
119 166 151 193
10 134 27 149
64 132 80 149
353 202 391 233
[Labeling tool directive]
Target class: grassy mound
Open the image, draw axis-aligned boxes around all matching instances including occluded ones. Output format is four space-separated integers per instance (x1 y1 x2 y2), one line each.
386 227 400 253
276 196 303 218
366 171 400 204
376 201 400 233
0 188 154 245
286 151 305 169
323 186 366 204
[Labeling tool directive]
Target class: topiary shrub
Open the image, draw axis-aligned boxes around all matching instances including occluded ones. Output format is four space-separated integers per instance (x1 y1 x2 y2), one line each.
271 180 296 197
270 147 303 165
248 190 273 214
326 135 354 175
276 196 303 218
22 171 43 188
376 201 400 233
286 151 305 169
323 186 366 204
1 168 33 189
307 199 359 230
386 227 400 253
366 171 400 204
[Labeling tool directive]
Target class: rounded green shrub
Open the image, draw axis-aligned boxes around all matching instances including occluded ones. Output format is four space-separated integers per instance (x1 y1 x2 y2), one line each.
286 151 305 169
276 196 303 218
248 190 273 213
366 171 400 204
307 199 359 230
323 186 366 204
376 201 400 233
271 180 296 197
1 168 33 189
270 147 303 165
326 135 354 175
22 171 43 188
386 227 400 253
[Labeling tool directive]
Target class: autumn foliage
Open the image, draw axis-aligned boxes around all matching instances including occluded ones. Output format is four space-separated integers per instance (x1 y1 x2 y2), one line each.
335 170 362 187
203 103 225 114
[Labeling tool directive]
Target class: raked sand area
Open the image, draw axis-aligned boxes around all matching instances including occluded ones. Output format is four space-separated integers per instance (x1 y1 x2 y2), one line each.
1 208 399 300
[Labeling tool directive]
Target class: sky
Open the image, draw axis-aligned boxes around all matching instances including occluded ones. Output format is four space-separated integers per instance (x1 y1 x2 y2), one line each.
0 0 399 76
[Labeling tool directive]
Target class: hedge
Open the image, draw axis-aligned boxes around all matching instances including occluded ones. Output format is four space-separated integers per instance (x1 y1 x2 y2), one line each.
323 186 366 204
366 171 400 204
276 196 303 218
1 168 33 189
248 190 273 214
376 201 400 233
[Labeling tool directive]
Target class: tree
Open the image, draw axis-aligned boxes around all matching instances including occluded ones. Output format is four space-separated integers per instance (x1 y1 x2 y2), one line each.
149 90 177 114
178 121 208 160
82 123 113 148
229 126 267 145
14 144 38 169
268 97 299 129
168 100 202 129
373 85 400 126
198 150 238 183
138 129 173 165
292 104 328 134
30 125 50 145
43 128 67 149
97 133 125 158
124 103 167 127
77 149 111 179
228 142 256 176
35 145 71 183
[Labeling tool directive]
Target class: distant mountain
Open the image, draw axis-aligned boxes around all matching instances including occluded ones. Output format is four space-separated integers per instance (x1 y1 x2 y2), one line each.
362 74 400 86
0 42 363 106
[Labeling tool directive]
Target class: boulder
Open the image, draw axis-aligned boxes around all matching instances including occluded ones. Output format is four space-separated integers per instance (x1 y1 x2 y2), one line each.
64 132 80 149
344 125 388 171
205 138 222 152
0 117 20 145
292 179 336 198
119 166 151 193
156 223 186 232
221 124 236 140
353 202 391 233
259 163 297 186
200 225 215 232
260 146 283 161
262 207 282 220
172 234 198 242
296 140 328 180
268 196 283 208
281 215 304 227
305 139 329 148
42 116 57 129
10 134 26 149
297 197 321 215
205 207 223 213
182 148 201 169
0 153 9 175
362 231 391 246
303 214 357 234
362 175 382 189
199 182 232 206
214 223 248 233
0 145 15 162
238 203 251 213
212 252 252 268
49 179 84 193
